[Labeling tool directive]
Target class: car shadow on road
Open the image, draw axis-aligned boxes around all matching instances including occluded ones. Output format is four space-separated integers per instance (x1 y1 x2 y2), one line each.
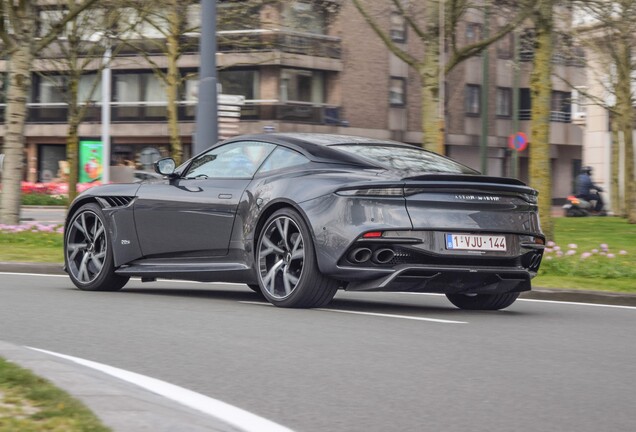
116 285 525 317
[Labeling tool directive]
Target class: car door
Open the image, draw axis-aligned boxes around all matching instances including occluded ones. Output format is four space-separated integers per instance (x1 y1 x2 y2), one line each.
133 141 275 258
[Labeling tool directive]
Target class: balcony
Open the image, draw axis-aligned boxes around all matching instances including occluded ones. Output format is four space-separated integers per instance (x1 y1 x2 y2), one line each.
0 100 343 126
217 29 342 59
518 109 572 123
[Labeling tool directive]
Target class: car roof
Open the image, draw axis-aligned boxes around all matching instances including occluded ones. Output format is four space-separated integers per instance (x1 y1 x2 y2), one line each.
223 133 408 167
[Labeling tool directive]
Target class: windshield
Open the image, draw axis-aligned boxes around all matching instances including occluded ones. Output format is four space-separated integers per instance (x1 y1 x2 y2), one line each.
332 144 479 175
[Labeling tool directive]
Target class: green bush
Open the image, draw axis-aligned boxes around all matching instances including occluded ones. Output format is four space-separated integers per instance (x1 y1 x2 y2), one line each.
21 193 68 206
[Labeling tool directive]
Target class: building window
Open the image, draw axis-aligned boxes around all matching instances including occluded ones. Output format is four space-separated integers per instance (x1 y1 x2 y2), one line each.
280 69 325 103
551 90 571 122
38 9 66 38
390 12 407 42
78 74 101 103
38 76 65 104
389 77 406 107
466 23 482 45
219 70 259 100
283 1 327 35
497 31 513 59
465 84 481 115
496 87 512 117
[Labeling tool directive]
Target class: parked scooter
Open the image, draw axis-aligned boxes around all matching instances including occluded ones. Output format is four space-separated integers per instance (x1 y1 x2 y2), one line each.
563 195 606 217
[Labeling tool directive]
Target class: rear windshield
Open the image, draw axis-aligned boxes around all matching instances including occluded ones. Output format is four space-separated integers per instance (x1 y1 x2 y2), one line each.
332 144 479 175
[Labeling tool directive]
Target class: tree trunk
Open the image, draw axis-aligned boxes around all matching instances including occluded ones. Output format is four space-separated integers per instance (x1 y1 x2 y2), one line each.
419 48 444 155
0 38 34 225
610 118 621 216
166 11 183 165
67 78 81 204
529 0 554 240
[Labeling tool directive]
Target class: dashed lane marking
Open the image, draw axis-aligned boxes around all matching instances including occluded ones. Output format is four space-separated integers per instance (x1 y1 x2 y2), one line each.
239 301 467 324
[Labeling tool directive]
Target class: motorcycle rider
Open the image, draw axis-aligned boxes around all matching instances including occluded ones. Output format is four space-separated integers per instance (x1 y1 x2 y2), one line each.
575 166 604 214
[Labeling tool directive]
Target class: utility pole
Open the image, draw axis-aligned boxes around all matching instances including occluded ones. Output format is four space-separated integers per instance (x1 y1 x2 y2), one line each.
479 4 490 174
101 39 111 184
194 0 218 155
511 29 520 179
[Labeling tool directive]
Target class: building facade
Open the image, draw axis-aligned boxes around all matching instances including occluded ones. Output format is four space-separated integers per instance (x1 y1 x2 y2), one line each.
1 1 586 203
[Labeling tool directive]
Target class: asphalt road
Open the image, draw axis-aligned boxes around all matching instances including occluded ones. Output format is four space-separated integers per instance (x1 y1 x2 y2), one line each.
1 273 635 432
19 206 66 224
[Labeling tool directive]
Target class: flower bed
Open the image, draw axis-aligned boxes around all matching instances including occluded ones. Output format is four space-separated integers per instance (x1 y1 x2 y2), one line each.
540 241 633 279
0 182 101 206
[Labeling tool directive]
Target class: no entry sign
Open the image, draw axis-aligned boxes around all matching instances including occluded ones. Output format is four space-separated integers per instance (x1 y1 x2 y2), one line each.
508 132 528 152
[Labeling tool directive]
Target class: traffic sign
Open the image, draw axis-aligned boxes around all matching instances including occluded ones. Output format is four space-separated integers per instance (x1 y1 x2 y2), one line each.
508 132 528 152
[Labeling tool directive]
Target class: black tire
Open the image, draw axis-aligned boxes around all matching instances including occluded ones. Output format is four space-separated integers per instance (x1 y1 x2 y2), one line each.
65 203 129 291
256 208 338 308
446 292 519 310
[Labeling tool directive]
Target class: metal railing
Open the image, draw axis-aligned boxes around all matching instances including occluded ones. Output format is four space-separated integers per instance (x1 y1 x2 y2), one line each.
217 29 342 59
0 100 343 126
518 109 571 123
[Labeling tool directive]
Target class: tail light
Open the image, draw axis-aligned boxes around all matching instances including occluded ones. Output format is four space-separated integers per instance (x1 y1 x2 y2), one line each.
336 187 404 197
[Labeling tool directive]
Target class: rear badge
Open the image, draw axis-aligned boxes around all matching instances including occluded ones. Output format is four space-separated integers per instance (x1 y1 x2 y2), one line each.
454 194 501 201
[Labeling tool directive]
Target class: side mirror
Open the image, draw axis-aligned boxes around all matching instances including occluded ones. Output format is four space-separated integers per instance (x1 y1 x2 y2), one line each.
154 158 176 176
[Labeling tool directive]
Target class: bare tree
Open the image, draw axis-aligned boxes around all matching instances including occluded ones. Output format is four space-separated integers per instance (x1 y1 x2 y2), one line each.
352 0 531 155
0 0 100 225
37 2 128 203
526 0 556 239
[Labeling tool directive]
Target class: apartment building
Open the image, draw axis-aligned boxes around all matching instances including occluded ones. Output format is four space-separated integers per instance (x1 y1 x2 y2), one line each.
1 1 586 203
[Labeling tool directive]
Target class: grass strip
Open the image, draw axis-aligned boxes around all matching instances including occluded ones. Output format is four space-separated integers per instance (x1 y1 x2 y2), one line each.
0 357 110 431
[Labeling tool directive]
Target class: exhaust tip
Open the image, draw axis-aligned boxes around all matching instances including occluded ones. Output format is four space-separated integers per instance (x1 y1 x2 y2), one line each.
349 248 372 263
373 248 395 264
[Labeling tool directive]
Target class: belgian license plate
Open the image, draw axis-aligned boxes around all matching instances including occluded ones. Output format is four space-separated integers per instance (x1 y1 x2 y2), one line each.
445 233 507 251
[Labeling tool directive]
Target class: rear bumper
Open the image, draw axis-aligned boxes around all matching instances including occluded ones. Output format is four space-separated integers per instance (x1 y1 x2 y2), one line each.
344 264 532 294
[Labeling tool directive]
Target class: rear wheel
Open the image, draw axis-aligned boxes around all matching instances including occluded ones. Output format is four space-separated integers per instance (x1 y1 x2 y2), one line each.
65 203 129 291
256 208 338 308
446 292 519 310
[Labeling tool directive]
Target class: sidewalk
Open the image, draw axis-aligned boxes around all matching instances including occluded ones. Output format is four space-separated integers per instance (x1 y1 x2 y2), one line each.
0 342 240 432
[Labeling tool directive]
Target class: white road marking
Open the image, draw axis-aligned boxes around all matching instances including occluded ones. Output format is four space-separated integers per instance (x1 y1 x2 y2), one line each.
27 347 294 432
0 272 68 278
517 298 636 310
239 301 467 324
3 273 635 310
396 292 636 310
0 273 243 286
318 308 467 324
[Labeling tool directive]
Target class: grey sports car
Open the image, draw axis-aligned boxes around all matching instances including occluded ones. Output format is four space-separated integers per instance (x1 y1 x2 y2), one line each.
64 133 544 310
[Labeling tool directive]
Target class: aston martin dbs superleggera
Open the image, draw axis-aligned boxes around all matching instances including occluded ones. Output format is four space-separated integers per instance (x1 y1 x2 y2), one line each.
63 133 545 310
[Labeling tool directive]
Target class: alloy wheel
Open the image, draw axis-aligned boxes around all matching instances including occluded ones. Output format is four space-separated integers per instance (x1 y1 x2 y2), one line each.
66 210 107 284
258 215 305 299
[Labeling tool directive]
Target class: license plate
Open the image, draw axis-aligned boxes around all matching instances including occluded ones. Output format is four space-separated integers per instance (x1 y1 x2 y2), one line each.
445 233 507 251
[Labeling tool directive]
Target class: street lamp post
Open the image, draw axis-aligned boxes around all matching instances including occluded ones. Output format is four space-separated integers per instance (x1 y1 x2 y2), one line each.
101 39 111 184
194 0 218 155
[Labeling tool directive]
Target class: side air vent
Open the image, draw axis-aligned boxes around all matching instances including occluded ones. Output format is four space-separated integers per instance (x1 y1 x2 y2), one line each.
97 196 135 209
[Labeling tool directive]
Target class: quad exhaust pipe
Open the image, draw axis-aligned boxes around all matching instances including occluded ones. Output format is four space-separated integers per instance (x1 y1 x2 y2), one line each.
348 247 372 263
372 248 395 264
348 247 396 265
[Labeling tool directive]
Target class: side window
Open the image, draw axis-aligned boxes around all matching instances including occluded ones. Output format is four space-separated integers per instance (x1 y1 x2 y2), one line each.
185 141 275 179
258 147 310 174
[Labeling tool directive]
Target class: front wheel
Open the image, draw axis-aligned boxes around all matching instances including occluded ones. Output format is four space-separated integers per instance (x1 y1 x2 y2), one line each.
256 208 338 308
446 292 519 310
65 203 129 291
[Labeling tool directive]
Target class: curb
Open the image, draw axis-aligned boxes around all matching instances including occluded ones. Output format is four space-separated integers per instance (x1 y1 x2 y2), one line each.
0 342 240 432
0 262 65 275
2 262 635 307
